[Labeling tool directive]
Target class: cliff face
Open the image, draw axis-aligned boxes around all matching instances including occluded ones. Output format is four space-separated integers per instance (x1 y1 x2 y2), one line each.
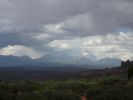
121 60 133 68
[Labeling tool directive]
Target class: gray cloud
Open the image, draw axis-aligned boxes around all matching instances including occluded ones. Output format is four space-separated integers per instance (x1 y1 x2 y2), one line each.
60 0 133 36
0 0 88 33
0 0 133 35
0 0 133 62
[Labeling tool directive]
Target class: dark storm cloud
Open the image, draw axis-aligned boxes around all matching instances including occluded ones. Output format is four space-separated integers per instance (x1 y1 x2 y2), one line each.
0 0 133 61
61 0 133 36
0 0 133 36
0 0 87 33
0 33 36 47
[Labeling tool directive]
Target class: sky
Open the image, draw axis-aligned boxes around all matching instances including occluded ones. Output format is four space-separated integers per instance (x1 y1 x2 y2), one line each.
0 0 133 63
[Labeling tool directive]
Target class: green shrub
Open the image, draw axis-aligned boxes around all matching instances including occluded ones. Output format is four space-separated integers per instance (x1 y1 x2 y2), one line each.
96 76 121 85
16 92 47 100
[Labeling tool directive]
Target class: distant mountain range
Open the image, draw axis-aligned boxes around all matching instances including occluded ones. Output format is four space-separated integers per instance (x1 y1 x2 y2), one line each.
0 55 121 68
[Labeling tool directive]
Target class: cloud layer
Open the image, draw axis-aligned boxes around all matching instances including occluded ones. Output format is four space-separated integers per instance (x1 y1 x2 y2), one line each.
0 0 133 63
0 45 44 59
0 0 133 35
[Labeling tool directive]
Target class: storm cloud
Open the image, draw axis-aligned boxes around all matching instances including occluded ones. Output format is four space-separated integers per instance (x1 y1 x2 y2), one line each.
0 0 133 62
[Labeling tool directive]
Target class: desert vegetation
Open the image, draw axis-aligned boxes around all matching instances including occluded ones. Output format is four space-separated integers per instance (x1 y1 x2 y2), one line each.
0 76 133 100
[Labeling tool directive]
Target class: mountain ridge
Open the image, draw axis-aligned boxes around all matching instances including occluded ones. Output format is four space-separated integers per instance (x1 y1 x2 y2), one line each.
0 55 121 68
